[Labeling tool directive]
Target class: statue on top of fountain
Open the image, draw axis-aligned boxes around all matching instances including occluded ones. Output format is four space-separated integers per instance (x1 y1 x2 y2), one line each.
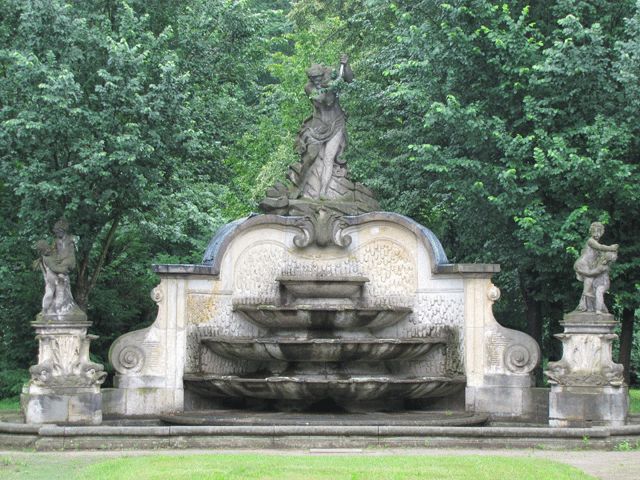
260 55 378 217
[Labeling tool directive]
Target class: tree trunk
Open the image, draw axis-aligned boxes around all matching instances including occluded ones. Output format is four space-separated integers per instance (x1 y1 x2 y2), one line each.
522 286 543 386
520 275 543 385
619 307 635 385
74 216 121 312
75 253 91 311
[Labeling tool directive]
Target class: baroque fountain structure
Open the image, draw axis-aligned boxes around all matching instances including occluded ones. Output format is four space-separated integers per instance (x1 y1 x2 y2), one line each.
104 56 542 420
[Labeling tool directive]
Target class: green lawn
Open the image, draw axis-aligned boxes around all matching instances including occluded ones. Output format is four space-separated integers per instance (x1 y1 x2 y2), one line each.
0 396 20 411
0 454 595 480
630 388 640 413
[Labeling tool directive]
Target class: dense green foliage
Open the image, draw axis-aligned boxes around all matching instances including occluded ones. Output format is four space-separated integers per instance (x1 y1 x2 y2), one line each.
0 0 276 393
228 0 640 382
0 0 638 395
340 0 640 378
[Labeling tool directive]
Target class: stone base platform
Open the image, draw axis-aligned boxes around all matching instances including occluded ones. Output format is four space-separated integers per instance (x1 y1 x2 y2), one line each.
159 409 488 427
549 386 629 428
2 412 639 451
21 390 102 425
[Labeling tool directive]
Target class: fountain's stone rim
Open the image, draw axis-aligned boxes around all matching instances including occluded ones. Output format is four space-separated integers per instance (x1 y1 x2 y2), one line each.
233 304 413 312
202 336 447 345
201 336 445 361
184 373 466 384
276 275 370 283
183 373 466 401
232 303 413 331
159 409 488 427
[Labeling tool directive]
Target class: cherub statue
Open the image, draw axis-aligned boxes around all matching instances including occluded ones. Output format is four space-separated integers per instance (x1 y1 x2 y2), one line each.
573 222 618 314
34 219 83 319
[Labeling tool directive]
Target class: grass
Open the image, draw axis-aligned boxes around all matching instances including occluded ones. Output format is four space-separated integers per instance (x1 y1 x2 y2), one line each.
0 396 20 411
630 388 640 414
0 453 596 480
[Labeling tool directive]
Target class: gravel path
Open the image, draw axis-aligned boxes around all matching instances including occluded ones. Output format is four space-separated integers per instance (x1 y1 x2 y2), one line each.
2 447 640 480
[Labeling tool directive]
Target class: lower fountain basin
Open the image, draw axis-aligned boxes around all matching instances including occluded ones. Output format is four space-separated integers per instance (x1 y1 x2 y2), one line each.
160 409 488 427
183 373 465 401
233 304 412 330
202 336 445 362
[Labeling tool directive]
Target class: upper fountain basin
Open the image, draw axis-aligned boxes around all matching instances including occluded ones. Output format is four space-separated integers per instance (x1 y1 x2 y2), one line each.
233 304 412 330
277 275 368 305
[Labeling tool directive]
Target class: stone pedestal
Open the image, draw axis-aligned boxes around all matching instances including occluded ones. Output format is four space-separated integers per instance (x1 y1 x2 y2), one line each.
22 319 106 425
463 280 541 419
546 312 628 427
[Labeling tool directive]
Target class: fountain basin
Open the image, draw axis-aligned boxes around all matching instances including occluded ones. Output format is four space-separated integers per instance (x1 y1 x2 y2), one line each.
183 373 465 401
202 336 445 362
277 275 369 304
233 304 412 330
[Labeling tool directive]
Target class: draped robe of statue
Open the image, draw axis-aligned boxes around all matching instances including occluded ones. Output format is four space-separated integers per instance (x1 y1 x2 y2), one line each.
258 56 378 216
295 62 353 200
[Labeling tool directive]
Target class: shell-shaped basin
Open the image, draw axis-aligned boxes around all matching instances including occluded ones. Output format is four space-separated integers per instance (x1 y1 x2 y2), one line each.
183 373 465 401
202 336 446 362
233 304 412 330
277 275 369 303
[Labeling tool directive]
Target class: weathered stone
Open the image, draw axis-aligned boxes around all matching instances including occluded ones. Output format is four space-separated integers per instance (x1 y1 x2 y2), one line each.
23 322 105 424
106 212 540 419
545 227 628 428
549 386 629 427
260 55 380 216
22 389 102 425
546 313 624 387
573 222 618 314
464 282 541 419
23 220 105 425
33 219 86 323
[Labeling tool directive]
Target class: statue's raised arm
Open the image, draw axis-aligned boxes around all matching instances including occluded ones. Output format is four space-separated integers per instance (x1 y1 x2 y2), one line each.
338 54 354 83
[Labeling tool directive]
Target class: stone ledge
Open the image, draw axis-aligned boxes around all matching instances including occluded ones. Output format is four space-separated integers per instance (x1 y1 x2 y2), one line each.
436 264 500 275
152 264 219 276
3 423 626 438
2 420 639 450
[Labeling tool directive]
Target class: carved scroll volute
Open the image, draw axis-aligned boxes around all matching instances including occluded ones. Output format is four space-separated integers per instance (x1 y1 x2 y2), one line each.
332 218 352 248
485 283 540 375
292 209 352 249
151 285 163 304
487 284 501 304
293 217 314 248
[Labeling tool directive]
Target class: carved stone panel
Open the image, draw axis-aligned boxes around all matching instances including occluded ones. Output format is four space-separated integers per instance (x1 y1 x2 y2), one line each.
546 313 624 387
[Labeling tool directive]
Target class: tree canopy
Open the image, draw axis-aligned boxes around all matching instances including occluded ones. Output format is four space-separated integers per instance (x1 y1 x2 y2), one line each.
0 0 638 396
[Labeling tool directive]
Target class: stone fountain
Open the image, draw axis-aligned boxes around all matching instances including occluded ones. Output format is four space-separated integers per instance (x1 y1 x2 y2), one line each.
184 271 462 411
104 56 541 420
